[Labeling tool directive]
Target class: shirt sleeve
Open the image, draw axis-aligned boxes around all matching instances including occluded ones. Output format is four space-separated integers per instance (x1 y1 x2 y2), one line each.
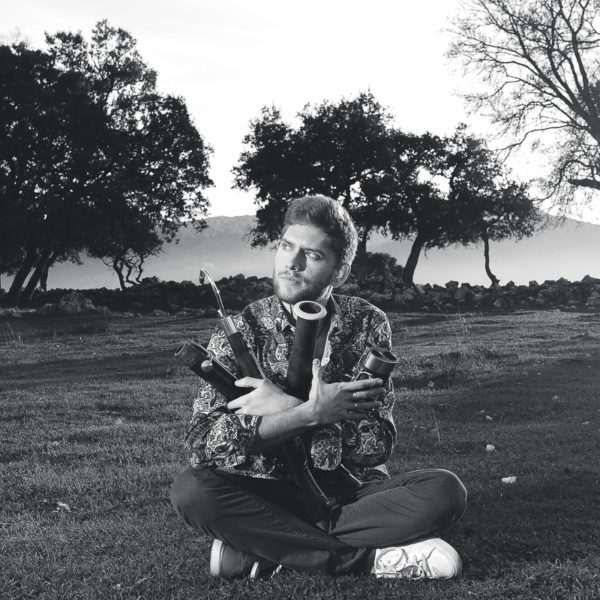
184 321 262 469
341 308 397 467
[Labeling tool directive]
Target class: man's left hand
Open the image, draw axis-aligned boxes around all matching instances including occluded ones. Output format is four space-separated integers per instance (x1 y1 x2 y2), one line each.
228 378 302 415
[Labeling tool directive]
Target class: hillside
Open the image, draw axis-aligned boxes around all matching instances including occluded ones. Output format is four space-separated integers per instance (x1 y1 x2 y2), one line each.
6 215 599 290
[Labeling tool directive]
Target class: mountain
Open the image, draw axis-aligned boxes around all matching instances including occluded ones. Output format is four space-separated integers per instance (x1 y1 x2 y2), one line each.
5 215 599 290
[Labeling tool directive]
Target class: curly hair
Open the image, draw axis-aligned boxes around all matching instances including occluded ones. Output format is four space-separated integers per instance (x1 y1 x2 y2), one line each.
283 195 358 265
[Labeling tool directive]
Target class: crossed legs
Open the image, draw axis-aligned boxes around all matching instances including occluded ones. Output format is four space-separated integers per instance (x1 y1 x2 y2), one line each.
170 467 467 576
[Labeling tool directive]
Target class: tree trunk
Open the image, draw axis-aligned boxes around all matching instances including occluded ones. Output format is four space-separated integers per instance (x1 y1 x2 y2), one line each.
482 231 500 288
402 233 426 284
40 250 59 292
356 227 371 258
20 249 53 307
113 258 126 291
135 257 145 284
5 248 38 306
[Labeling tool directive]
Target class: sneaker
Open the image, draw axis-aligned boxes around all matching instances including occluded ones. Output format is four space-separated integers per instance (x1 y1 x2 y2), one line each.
209 539 275 580
373 538 462 579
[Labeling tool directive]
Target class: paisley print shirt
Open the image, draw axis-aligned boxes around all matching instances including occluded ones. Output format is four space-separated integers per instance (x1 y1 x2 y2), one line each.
184 294 397 482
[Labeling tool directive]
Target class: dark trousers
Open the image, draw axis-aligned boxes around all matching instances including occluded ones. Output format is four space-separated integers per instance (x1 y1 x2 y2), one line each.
170 467 467 576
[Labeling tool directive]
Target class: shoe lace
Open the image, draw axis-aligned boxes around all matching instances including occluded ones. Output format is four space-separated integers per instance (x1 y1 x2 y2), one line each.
376 547 435 580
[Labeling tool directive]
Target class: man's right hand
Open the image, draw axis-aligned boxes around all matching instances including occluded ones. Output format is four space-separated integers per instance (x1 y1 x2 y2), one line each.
306 358 385 425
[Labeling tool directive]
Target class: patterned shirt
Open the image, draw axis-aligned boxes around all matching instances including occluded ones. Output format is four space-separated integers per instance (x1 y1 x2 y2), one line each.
184 294 397 482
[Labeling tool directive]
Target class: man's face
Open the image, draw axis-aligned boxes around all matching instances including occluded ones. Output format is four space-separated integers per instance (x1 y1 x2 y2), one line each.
273 224 347 304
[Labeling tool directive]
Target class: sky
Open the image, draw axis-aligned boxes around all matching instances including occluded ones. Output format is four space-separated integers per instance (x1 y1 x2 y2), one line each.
4 0 600 224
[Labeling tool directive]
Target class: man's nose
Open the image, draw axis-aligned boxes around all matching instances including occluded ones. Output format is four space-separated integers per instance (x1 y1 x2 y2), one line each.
287 249 306 271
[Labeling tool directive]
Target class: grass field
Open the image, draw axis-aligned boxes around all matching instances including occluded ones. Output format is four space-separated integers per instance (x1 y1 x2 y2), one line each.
1 309 599 599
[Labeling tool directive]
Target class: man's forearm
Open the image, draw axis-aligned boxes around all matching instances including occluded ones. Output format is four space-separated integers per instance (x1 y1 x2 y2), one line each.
249 402 319 453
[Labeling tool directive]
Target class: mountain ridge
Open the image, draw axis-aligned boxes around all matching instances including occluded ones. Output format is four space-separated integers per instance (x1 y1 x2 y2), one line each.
4 215 599 290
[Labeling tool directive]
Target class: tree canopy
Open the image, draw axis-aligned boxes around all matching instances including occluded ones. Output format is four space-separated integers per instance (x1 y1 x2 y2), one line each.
234 92 539 284
233 92 398 252
1 21 213 303
449 0 600 207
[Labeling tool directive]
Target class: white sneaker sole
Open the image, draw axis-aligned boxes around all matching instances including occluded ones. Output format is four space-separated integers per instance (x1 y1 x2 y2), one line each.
209 539 224 577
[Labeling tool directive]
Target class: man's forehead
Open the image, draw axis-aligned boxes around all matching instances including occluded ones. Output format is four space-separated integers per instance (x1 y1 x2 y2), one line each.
281 224 336 254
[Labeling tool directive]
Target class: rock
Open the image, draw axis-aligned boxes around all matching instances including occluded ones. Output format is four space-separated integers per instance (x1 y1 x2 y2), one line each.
0 307 37 318
585 291 600 308
454 287 473 303
38 303 56 315
150 309 169 317
58 292 96 314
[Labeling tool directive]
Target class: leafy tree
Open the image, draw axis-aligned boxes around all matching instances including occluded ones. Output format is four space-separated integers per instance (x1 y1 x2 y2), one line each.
378 131 454 284
449 0 600 206
88 208 162 291
445 130 541 286
369 127 540 285
234 93 538 285
233 92 397 253
1 22 213 306
0 43 105 305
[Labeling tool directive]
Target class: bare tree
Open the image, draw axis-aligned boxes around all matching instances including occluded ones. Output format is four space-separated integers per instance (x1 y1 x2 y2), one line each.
449 0 600 206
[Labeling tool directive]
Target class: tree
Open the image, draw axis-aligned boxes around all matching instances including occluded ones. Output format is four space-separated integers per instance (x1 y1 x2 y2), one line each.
233 92 398 254
1 22 213 306
448 0 600 206
376 127 541 285
235 93 538 284
0 43 106 306
444 130 541 286
88 209 162 291
374 131 454 284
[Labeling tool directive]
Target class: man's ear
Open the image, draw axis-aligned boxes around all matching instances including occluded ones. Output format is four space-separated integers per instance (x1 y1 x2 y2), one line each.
332 262 351 288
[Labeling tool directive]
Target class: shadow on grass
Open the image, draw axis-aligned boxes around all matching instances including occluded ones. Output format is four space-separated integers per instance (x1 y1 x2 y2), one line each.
454 468 600 579
0 348 186 388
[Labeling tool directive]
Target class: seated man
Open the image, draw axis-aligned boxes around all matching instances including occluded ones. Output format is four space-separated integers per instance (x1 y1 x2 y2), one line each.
171 195 467 579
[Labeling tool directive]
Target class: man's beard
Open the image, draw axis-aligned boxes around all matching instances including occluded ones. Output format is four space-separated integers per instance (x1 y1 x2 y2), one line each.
272 268 332 304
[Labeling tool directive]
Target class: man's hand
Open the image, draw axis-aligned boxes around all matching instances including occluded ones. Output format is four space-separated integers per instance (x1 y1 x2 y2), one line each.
228 378 302 416
306 359 384 425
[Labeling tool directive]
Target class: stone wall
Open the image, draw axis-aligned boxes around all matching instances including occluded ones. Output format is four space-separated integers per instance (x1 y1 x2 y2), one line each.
2 272 599 317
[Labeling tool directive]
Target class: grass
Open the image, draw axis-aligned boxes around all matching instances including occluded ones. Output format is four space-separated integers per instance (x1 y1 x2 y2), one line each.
1 309 599 599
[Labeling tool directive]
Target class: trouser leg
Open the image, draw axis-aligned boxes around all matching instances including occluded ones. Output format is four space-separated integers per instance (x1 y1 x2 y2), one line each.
170 467 373 575
331 468 467 548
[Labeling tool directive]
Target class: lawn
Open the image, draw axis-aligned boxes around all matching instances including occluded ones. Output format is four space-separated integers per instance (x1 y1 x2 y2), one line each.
1 309 599 599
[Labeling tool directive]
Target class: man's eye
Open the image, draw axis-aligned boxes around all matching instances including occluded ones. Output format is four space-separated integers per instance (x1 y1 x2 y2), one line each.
306 252 321 260
279 241 291 250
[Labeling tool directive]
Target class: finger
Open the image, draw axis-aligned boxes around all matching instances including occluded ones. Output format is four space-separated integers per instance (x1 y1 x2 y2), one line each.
350 387 386 401
345 409 374 420
235 377 263 388
343 378 384 392
345 402 382 418
227 397 246 410
311 358 322 381
350 400 382 412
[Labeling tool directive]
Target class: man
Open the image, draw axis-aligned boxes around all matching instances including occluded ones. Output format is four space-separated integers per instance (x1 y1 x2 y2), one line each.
171 195 467 579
